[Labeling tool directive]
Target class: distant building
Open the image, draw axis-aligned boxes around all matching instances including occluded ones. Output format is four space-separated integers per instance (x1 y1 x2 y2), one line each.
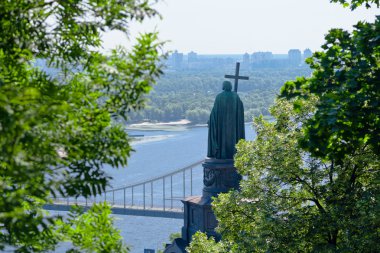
242 53 250 68
250 52 273 68
303 48 312 59
171 50 184 69
288 49 302 66
251 52 273 63
188 51 198 63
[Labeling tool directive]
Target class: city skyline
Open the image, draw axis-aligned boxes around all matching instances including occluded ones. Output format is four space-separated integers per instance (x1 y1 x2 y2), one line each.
167 48 313 55
167 48 312 70
102 0 379 54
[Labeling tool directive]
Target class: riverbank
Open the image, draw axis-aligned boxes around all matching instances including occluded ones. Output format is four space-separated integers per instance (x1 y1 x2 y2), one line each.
130 134 175 145
126 116 273 132
126 119 191 131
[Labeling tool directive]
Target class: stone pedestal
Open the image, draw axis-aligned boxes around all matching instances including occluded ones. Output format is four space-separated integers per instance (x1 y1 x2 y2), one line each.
202 158 241 198
181 196 217 242
164 158 241 253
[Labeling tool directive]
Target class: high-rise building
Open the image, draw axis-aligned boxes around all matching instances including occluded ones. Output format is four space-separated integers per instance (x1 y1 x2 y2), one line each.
171 50 183 69
288 49 302 66
242 53 250 68
303 48 312 59
188 51 198 63
251 52 273 63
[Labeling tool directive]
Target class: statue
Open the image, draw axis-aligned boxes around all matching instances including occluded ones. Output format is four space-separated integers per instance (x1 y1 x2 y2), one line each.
207 80 245 159
164 64 248 253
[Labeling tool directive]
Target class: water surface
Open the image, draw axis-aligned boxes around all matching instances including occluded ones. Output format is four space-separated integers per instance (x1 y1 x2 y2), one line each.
60 124 256 252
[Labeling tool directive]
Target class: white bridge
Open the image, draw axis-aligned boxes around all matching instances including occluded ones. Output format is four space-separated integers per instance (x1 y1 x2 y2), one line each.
45 160 204 219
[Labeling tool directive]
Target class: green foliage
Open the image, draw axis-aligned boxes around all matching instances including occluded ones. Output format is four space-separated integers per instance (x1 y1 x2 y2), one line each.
212 97 379 252
1 199 61 252
57 203 129 253
187 232 227 253
0 0 164 251
128 68 312 124
169 232 181 242
330 0 379 9
280 17 380 163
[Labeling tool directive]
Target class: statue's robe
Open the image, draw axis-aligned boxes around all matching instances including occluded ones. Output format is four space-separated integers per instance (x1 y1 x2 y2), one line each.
207 90 245 159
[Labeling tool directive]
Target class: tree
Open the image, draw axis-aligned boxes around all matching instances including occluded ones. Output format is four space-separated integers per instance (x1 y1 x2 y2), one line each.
127 68 312 124
234 99 377 252
187 232 228 253
189 2 379 252
56 203 129 253
330 0 379 9
0 0 164 251
190 98 379 252
280 17 379 163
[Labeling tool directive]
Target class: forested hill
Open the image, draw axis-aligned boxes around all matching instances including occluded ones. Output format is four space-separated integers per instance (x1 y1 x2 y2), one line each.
128 67 312 124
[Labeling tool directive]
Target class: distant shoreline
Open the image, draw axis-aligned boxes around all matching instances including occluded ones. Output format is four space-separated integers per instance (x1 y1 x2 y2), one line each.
126 119 191 131
126 116 274 131
130 134 175 145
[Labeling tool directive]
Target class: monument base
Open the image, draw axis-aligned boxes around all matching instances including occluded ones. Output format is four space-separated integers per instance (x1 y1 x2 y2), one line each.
181 196 218 243
163 238 188 253
202 158 240 198
164 159 241 253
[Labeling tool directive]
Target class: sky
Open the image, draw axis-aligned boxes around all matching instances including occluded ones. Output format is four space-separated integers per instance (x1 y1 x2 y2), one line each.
102 0 379 54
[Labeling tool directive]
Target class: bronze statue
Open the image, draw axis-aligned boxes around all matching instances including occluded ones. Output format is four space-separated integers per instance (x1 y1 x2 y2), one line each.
164 65 248 253
207 81 245 159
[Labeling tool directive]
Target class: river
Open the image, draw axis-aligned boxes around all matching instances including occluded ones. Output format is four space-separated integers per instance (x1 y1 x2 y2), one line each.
54 124 256 253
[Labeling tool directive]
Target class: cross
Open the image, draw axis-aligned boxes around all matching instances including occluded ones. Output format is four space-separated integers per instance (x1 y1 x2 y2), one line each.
224 62 249 92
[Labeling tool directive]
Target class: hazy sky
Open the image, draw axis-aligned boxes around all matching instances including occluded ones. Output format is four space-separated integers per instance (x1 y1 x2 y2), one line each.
102 0 379 54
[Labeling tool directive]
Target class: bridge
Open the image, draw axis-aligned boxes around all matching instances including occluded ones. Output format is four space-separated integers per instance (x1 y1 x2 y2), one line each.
45 160 204 219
